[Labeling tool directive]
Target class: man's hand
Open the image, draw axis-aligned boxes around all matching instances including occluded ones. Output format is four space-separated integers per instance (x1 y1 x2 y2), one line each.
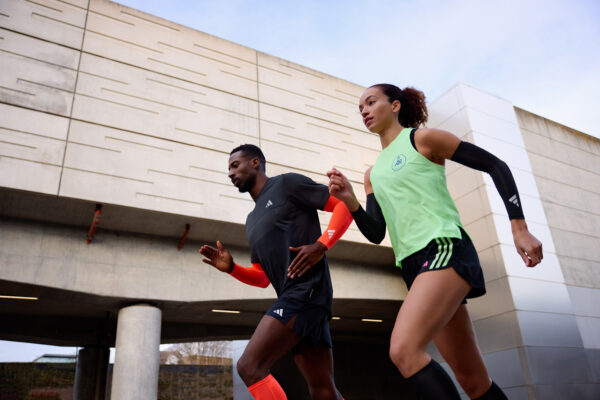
287 241 327 278
511 220 543 267
199 240 234 273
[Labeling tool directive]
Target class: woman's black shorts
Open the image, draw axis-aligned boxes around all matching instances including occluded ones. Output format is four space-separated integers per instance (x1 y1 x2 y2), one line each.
401 226 486 300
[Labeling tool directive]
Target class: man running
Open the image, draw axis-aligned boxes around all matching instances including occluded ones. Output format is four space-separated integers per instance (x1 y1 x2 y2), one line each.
199 144 352 400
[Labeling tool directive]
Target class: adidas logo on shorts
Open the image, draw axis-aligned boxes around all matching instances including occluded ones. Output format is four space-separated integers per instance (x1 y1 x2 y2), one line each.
273 308 283 317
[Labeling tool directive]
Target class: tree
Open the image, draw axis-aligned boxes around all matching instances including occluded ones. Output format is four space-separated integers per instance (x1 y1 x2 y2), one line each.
161 341 233 365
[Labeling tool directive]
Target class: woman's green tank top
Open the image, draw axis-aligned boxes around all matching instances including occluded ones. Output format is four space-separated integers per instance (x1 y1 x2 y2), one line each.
370 127 463 268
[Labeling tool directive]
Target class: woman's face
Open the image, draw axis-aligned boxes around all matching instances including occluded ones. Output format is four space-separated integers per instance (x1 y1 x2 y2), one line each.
358 86 399 133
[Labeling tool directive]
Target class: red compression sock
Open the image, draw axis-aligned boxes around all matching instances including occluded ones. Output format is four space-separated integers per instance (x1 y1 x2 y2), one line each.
248 374 287 399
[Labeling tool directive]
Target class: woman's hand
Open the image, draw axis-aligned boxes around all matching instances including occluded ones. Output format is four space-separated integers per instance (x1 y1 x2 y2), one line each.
327 168 360 211
511 220 543 267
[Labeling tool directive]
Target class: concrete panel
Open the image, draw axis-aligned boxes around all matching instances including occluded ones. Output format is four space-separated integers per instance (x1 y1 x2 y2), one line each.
501 386 530 400
0 0 87 48
472 311 523 354
258 52 364 131
431 108 472 139
524 346 593 384
466 108 525 148
482 348 528 388
517 311 584 348
575 316 600 349
329 259 406 301
459 84 518 125
528 152 599 195
468 277 515 321
60 121 254 224
568 285 600 318
477 244 507 283
521 127 600 173
587 349 600 382
85 0 258 100
72 53 259 151
534 383 600 400
0 29 78 116
542 200 600 239
509 277 573 314
535 175 600 217
258 103 379 182
559 256 600 289
464 214 499 252
0 156 62 194
454 186 492 226
445 162 485 201
427 84 463 128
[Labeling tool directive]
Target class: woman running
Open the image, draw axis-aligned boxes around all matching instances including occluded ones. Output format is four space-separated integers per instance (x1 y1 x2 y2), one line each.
328 83 543 400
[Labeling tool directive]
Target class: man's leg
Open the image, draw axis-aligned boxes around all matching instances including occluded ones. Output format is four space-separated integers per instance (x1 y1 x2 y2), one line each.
294 342 342 400
238 315 302 399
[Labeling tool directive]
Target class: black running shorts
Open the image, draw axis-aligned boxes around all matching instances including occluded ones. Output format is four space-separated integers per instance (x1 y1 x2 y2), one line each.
401 226 486 300
266 297 332 352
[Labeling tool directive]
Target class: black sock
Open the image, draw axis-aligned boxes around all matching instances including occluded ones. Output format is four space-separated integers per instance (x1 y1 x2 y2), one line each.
473 381 508 400
406 359 461 400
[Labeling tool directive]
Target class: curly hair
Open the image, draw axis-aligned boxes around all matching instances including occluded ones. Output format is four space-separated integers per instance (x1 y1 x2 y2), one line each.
370 84 428 128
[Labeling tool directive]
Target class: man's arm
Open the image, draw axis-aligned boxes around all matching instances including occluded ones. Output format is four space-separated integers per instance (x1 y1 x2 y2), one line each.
287 195 353 278
199 241 270 287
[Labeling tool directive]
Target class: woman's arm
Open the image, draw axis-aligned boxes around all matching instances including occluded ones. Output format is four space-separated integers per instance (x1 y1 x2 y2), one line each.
327 167 386 244
415 128 543 266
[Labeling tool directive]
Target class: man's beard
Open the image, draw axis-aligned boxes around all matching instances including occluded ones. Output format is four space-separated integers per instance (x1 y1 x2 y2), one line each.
237 175 256 193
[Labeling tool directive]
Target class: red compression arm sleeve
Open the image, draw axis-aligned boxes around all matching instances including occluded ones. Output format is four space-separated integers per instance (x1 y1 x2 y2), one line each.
230 263 270 288
317 195 353 249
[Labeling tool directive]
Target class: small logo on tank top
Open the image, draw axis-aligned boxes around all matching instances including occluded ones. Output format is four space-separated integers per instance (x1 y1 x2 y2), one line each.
265 200 273 208
391 154 407 171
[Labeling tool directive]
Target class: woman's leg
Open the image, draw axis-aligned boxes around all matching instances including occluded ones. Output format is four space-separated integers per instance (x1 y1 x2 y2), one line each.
294 343 342 400
434 305 507 399
389 267 470 399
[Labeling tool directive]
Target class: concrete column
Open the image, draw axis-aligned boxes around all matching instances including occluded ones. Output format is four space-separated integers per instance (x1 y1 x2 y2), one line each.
110 304 162 400
74 346 109 400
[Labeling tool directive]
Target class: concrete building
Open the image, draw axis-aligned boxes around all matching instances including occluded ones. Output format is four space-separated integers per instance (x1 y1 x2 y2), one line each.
0 0 598 398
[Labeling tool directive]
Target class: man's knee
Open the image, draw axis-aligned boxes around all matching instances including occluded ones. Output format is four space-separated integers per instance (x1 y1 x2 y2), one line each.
306 380 337 400
236 356 266 386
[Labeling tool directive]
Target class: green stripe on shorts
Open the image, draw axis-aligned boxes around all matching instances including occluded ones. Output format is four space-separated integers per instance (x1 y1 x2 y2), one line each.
430 237 453 269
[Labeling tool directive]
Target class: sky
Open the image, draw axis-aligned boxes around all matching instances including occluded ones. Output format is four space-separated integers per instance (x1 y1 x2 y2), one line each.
1 0 598 362
108 0 600 138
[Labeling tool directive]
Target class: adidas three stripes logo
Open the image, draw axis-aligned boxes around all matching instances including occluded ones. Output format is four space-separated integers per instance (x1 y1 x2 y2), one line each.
429 237 454 270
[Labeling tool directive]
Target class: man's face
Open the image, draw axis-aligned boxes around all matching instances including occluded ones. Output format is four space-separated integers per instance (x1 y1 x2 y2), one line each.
228 151 257 193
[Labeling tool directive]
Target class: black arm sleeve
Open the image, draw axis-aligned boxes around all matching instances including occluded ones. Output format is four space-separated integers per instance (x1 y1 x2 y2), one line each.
451 141 525 219
350 193 386 244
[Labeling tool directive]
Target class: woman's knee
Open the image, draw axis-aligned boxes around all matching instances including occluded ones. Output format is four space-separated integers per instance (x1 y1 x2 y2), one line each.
389 340 424 377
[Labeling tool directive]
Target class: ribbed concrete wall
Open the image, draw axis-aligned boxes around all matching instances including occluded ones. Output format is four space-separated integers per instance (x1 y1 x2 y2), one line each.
0 0 382 245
